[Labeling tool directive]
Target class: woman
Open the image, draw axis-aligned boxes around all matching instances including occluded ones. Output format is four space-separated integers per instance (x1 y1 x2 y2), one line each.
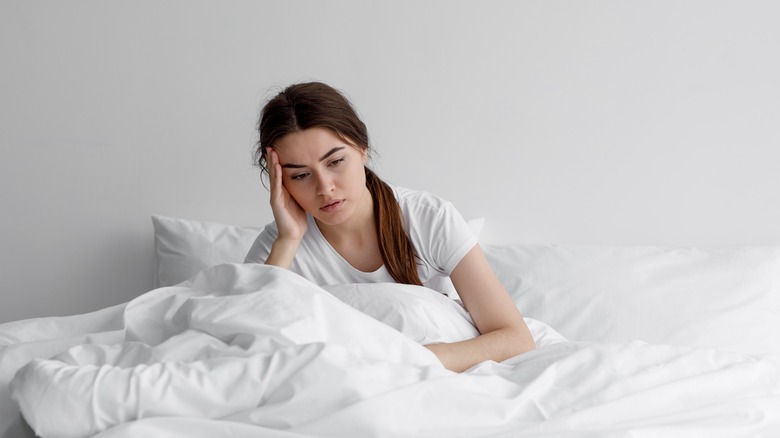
245 82 535 372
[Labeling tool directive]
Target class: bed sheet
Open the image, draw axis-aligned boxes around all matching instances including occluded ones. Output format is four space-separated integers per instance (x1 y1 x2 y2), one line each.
2 263 780 438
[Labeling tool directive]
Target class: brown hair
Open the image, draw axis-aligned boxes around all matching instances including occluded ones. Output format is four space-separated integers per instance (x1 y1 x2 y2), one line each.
255 82 423 286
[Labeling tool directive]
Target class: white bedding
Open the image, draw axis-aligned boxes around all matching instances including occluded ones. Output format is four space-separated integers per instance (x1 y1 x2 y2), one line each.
3 263 780 437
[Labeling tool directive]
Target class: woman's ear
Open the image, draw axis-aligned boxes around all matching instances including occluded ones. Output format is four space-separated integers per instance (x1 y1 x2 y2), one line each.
361 148 369 164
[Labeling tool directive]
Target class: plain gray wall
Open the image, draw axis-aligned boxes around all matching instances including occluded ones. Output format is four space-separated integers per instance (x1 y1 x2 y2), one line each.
1 0 779 323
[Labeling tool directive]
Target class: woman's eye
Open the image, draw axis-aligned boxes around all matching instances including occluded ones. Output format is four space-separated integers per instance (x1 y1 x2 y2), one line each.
291 173 309 181
329 158 345 167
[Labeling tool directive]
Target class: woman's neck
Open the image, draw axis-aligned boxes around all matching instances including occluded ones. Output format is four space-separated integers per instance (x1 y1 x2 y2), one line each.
315 186 376 245
315 186 383 272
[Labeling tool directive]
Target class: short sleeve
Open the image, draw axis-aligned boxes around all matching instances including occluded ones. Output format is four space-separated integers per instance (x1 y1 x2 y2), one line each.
429 201 478 274
399 186 478 278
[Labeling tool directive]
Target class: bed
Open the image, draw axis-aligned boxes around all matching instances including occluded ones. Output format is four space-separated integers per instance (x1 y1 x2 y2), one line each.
1 215 779 437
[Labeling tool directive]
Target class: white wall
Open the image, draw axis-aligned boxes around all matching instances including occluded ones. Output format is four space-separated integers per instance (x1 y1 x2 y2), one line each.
1 0 779 323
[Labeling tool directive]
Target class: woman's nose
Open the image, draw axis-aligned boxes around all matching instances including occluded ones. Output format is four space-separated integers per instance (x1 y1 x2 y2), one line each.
316 173 335 194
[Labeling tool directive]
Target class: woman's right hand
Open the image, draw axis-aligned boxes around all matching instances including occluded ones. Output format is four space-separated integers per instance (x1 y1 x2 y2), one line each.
267 147 308 243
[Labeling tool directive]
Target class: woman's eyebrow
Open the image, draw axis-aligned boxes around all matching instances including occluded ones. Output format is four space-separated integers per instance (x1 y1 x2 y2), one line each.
281 147 345 169
319 146 345 161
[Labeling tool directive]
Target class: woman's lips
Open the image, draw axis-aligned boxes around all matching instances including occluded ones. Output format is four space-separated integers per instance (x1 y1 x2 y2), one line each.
320 199 344 213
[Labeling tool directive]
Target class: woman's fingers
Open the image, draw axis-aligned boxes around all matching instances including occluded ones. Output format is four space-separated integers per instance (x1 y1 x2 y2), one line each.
268 148 283 202
266 147 307 241
267 147 277 187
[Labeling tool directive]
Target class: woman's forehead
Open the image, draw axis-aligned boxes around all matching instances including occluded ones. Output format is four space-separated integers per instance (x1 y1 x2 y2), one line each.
275 128 363 158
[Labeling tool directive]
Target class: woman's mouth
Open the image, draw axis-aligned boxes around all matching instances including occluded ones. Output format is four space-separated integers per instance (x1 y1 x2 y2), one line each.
320 200 344 213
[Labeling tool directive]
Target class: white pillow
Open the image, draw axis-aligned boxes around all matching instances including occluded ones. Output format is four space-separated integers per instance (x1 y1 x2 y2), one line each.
324 283 478 345
150 216 571 351
151 215 261 288
152 216 485 289
483 244 780 362
323 282 566 348
467 217 485 239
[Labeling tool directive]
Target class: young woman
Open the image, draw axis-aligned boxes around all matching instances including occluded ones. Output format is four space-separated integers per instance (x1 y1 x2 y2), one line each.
245 82 535 372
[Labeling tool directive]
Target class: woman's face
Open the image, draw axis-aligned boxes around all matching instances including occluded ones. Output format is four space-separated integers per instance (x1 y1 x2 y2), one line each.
273 127 370 227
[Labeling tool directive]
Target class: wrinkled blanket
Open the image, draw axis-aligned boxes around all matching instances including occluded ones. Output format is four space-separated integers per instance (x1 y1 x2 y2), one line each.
5 264 780 437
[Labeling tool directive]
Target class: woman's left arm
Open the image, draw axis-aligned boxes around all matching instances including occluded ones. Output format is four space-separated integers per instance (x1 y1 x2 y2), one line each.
424 244 535 372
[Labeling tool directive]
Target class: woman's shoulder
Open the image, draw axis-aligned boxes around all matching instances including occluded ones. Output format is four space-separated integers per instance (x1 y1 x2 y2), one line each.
391 185 452 212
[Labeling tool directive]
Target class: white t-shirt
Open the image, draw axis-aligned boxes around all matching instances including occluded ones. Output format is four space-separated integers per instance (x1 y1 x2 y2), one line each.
243 186 477 297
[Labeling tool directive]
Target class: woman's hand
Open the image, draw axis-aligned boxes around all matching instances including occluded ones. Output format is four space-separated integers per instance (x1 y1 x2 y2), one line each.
267 147 308 242
263 148 307 269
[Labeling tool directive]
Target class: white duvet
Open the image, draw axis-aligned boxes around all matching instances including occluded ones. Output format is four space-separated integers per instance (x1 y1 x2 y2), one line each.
4 263 780 437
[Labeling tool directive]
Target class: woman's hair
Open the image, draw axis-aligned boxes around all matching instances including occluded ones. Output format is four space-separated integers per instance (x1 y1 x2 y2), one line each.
255 81 423 286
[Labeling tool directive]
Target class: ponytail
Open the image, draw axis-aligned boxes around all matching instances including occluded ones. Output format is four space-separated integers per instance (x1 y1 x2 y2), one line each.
365 168 423 286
